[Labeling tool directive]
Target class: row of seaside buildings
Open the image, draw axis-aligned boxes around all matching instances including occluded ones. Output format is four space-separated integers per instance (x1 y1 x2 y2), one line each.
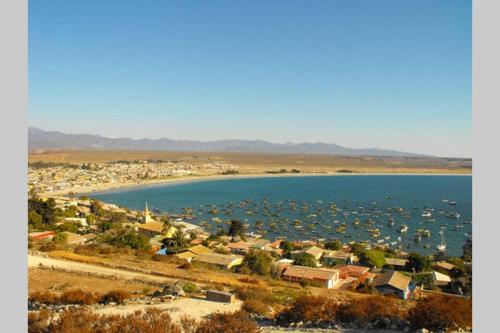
28 160 236 194
29 197 459 300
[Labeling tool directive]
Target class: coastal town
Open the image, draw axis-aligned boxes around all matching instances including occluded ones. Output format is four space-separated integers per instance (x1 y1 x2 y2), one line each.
28 188 472 332
28 159 239 196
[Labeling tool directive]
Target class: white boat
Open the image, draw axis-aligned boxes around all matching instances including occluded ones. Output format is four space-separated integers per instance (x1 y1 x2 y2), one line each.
399 224 408 233
436 227 446 251
422 211 432 217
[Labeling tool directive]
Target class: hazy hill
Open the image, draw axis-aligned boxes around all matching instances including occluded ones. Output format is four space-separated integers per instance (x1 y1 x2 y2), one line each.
28 127 426 157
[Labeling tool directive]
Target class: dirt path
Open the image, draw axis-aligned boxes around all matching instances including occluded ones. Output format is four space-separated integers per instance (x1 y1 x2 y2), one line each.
28 255 173 285
95 297 242 321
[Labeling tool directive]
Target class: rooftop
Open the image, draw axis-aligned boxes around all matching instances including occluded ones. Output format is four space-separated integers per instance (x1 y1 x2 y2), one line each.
194 253 243 266
283 265 339 281
372 270 411 291
385 258 409 267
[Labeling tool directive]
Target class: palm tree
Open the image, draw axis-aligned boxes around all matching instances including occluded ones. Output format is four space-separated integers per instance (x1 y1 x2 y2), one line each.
172 228 188 250
161 215 172 234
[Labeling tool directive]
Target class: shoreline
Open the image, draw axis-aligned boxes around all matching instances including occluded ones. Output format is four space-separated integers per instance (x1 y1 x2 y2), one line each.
41 171 472 198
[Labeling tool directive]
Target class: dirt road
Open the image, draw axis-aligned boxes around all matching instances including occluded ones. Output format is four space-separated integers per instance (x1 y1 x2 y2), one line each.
95 297 242 321
28 255 173 285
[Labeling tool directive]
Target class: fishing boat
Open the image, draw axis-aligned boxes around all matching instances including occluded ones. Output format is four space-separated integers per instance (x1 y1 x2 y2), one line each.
436 227 446 251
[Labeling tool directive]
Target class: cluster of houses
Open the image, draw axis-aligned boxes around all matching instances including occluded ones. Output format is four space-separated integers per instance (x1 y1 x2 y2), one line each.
29 197 461 300
28 159 237 195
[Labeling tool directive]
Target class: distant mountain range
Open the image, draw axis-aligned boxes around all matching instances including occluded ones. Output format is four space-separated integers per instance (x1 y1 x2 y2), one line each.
28 127 427 157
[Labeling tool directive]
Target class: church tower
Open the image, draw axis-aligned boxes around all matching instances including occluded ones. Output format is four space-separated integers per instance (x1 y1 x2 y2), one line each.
143 202 152 223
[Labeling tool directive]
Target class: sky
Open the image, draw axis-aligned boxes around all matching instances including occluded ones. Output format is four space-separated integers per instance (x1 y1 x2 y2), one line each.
28 0 471 158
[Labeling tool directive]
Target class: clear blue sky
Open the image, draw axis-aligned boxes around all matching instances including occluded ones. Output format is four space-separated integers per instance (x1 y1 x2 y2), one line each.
29 0 471 157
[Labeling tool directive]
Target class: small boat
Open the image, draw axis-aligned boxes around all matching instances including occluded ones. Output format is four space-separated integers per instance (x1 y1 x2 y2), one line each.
399 224 408 233
446 212 461 219
422 211 432 218
436 227 447 251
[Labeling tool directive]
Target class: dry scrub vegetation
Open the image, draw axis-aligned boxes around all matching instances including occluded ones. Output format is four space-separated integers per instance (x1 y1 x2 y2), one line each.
29 308 258 333
29 289 131 305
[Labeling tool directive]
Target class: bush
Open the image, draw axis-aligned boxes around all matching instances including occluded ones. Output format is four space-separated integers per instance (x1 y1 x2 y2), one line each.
99 290 130 304
30 290 98 306
279 295 337 324
59 289 99 305
182 282 198 294
29 291 59 305
336 295 402 324
74 243 116 255
242 299 270 317
39 240 57 252
408 295 472 331
196 310 259 333
238 277 260 284
28 310 51 333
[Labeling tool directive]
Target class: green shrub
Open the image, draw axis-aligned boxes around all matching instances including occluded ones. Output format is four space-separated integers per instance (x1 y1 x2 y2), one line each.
182 282 198 293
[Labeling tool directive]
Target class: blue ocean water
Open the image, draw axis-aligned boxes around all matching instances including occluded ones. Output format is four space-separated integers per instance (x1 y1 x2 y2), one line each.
91 175 472 256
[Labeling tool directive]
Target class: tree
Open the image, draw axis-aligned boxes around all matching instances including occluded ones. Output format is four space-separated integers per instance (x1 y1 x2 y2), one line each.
349 242 367 256
109 212 128 224
28 210 43 230
294 253 317 267
358 250 386 268
243 250 274 275
279 240 295 257
172 228 189 249
28 197 57 228
163 228 189 252
406 253 431 273
89 200 104 216
53 232 68 245
227 219 245 238
102 229 150 251
57 222 79 233
324 240 342 250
